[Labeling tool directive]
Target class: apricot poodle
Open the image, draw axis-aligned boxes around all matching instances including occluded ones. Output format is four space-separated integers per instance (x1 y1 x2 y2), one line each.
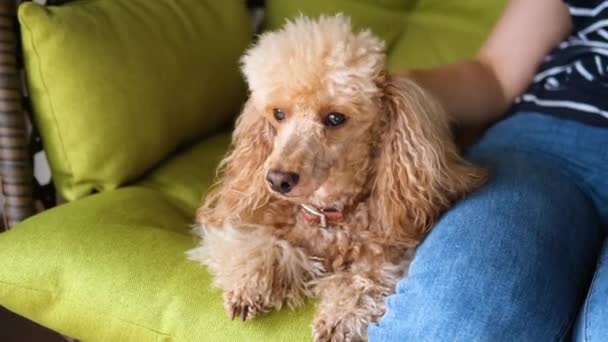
188 14 487 341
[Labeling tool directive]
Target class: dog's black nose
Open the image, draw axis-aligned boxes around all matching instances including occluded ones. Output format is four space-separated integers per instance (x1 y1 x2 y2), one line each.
266 170 299 194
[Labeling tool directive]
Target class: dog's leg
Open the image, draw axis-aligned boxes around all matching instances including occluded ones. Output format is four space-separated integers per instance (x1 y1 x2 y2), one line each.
312 260 408 342
187 223 324 320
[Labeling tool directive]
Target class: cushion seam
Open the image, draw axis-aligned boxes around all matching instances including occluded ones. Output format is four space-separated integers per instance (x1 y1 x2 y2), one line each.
0 278 176 340
49 221 193 236
0 278 54 295
137 179 198 216
20 8 76 192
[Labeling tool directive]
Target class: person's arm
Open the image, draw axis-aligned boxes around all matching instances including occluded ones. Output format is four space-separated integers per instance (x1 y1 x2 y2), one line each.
405 0 573 126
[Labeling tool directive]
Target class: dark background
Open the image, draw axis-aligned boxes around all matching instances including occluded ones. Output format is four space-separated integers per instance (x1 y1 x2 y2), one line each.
0 306 64 341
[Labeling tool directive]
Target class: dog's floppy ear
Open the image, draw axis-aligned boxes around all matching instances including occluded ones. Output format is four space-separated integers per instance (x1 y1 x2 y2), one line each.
197 99 275 226
372 75 487 246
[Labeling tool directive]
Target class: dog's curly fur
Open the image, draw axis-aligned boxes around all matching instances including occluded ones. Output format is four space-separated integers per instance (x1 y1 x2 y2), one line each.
188 15 487 341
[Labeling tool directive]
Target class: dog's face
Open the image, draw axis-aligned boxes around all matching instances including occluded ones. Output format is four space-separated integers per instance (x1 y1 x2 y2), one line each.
241 15 386 207
256 74 382 203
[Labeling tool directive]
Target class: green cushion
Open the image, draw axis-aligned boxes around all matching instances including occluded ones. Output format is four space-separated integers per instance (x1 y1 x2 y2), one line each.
19 0 251 201
265 0 506 70
0 138 314 341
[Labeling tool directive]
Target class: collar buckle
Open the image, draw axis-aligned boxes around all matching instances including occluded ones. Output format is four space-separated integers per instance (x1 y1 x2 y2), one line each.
301 203 328 228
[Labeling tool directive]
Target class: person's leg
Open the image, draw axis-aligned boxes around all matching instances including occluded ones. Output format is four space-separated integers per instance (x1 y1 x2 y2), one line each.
573 240 608 342
368 147 603 341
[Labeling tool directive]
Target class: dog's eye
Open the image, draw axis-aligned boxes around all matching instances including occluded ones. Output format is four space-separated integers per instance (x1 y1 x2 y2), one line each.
273 108 285 121
323 112 347 127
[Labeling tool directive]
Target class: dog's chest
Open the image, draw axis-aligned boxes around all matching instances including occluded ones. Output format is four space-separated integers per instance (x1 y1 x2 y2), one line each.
274 203 386 273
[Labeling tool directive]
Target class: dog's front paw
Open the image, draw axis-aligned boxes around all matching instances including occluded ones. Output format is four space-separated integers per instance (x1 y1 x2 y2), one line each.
313 313 368 342
224 284 281 321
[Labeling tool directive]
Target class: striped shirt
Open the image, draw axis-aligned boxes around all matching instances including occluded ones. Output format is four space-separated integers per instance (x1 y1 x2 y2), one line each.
513 0 608 126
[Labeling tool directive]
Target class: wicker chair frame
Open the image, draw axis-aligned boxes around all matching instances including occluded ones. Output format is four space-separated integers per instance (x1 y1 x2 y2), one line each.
0 0 35 229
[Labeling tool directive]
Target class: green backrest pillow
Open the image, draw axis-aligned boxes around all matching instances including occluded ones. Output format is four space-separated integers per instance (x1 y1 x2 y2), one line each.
19 0 251 201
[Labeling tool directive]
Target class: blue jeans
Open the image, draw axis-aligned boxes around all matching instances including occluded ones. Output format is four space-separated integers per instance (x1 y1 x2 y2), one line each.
368 112 608 341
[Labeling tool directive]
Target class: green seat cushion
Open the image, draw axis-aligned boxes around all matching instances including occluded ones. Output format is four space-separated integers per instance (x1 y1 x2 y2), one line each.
19 0 251 201
0 185 314 341
265 0 506 70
